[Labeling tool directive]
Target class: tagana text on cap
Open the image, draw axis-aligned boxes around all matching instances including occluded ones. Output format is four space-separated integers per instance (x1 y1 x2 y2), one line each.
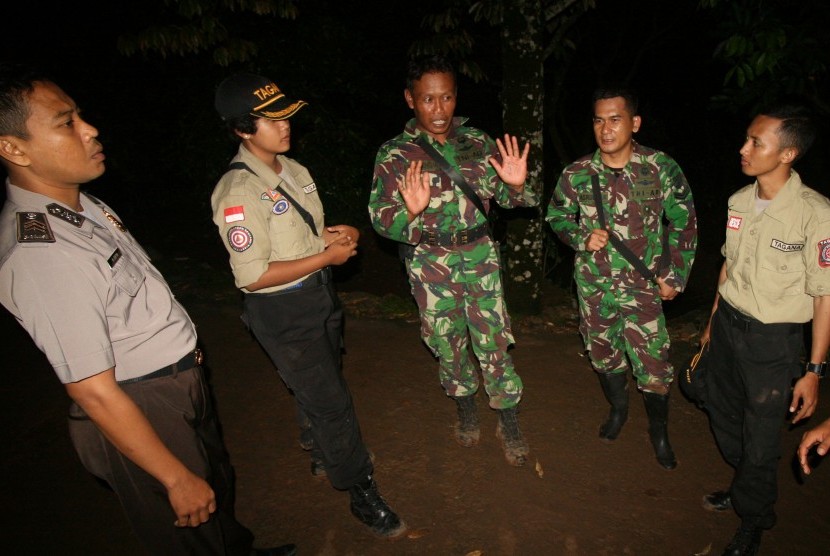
215 72 308 120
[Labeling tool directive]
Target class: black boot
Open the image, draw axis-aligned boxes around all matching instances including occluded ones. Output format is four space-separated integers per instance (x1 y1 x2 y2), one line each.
722 522 763 555
452 395 480 447
597 372 629 441
349 475 407 539
643 392 677 470
496 407 529 467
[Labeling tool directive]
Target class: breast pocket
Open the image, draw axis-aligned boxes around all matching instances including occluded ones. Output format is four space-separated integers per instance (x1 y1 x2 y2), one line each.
112 255 146 297
758 252 805 296
270 210 313 260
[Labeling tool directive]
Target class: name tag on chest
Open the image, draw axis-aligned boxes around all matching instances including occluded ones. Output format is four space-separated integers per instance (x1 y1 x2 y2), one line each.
629 185 661 201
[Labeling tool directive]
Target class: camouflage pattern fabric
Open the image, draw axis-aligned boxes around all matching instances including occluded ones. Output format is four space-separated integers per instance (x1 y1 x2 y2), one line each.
578 279 672 393
546 142 697 394
369 118 539 409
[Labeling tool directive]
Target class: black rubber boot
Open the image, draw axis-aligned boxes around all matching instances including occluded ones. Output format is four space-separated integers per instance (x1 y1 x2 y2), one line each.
349 475 407 539
643 391 677 470
452 395 480 447
597 372 629 441
496 407 529 467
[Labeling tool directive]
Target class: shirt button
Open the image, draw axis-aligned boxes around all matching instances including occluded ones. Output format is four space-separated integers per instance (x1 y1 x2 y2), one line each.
743 284 749 289
745 258 751 264
750 229 756 235
781 265 787 271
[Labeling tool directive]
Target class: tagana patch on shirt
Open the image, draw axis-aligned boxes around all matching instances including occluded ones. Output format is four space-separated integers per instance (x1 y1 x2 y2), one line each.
727 216 742 230
224 205 245 223
819 238 830 268
770 239 803 253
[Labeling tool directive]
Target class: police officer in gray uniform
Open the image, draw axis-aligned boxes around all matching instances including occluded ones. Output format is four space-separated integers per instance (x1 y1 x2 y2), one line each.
0 64 295 555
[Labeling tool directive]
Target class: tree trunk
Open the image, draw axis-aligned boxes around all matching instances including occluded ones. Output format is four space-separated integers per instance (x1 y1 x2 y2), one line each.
500 0 545 315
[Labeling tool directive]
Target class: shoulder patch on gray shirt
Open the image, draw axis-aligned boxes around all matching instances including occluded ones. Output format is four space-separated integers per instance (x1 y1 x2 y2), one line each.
16 212 56 243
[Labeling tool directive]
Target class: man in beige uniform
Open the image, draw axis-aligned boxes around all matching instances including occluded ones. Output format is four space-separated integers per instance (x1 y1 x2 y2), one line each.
699 105 830 555
0 64 294 555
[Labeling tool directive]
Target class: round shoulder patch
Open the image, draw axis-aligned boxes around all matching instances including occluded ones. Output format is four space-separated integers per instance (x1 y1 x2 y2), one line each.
227 226 254 252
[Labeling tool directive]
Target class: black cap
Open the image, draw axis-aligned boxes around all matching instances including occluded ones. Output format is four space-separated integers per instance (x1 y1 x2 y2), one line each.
214 73 307 120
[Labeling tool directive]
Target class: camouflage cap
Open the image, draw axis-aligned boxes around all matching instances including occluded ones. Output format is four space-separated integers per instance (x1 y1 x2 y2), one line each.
215 72 307 120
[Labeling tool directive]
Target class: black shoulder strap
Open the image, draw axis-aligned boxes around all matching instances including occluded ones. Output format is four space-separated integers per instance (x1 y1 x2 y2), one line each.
228 161 318 236
590 174 663 281
415 135 488 218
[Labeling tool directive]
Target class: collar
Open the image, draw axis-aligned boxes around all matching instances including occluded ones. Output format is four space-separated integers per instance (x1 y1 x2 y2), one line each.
234 145 300 188
5 181 98 238
730 170 803 221
588 140 643 174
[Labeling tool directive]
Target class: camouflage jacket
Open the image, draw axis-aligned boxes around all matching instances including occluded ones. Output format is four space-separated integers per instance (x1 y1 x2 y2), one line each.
369 117 539 245
546 142 697 291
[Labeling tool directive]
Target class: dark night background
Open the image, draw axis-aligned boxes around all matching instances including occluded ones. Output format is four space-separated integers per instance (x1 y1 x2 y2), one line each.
3 2 830 553
2 0 829 309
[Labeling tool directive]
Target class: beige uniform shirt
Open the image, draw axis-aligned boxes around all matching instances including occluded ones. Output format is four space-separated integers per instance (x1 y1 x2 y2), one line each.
0 183 197 384
720 171 830 323
211 145 326 293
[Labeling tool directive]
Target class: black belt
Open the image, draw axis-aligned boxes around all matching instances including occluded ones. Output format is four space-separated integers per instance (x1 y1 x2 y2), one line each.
420 225 490 247
250 266 332 297
718 301 800 335
118 349 203 385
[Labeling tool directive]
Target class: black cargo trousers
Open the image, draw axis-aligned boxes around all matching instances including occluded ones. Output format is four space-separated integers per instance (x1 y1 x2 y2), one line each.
242 277 373 490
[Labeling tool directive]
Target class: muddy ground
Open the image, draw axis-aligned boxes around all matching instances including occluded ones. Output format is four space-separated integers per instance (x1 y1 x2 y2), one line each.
2 231 829 555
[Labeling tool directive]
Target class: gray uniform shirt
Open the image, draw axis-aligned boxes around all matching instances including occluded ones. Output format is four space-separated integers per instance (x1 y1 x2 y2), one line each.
0 182 196 384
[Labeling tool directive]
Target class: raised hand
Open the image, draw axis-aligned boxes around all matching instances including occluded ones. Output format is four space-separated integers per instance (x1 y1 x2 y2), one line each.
399 160 431 221
489 134 530 189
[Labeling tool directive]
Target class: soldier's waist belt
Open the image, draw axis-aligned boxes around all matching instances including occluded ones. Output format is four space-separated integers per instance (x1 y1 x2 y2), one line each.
249 266 332 297
718 301 800 335
420 225 489 247
118 349 203 385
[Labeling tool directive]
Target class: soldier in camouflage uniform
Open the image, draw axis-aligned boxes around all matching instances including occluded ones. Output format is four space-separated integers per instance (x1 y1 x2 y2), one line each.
546 88 697 469
368 55 538 467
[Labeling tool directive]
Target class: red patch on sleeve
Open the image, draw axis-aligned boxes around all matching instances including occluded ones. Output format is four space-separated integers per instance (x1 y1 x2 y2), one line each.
727 216 742 230
819 238 830 268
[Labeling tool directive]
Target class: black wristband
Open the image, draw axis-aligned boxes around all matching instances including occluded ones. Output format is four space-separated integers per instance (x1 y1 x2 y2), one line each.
806 361 827 378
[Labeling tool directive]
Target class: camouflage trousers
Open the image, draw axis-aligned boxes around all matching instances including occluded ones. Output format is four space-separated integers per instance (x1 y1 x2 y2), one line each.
408 262 522 409
577 279 673 395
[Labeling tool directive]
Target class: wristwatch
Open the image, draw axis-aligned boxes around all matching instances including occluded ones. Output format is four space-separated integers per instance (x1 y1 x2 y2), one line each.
805 361 827 378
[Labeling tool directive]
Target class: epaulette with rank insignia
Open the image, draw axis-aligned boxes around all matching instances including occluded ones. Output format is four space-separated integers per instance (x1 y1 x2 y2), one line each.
46 203 85 227
16 212 56 243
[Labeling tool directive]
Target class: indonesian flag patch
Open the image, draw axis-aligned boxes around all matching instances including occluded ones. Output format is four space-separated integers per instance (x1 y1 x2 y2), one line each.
727 215 742 230
819 238 830 268
224 205 245 223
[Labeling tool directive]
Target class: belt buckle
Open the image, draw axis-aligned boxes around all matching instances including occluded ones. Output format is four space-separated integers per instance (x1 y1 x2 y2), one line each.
425 231 437 246
195 349 204 366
